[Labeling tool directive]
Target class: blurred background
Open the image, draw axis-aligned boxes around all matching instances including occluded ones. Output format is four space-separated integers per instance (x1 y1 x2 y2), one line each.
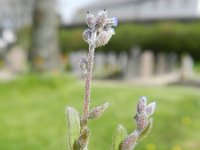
0 0 200 150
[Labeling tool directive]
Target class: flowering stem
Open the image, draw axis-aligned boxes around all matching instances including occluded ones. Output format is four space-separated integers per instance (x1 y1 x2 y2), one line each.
83 31 96 126
66 10 118 150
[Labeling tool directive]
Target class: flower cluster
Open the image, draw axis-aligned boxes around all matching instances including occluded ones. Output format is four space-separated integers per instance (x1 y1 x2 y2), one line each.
83 9 118 48
113 96 156 150
66 10 118 150
135 96 156 132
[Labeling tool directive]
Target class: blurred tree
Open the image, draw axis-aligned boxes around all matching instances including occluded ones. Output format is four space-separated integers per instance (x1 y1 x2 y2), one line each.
30 0 61 72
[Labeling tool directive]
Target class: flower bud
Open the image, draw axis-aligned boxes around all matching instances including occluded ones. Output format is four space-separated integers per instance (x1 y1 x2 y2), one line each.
88 102 109 120
86 11 96 29
121 131 138 150
145 102 156 117
96 29 115 48
137 118 153 142
137 96 147 113
136 113 148 132
80 58 88 76
104 25 112 31
96 9 107 28
82 29 92 43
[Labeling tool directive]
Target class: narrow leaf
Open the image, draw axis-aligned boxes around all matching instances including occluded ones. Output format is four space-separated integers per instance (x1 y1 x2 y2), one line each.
137 96 147 113
66 107 81 150
136 113 148 132
112 124 128 150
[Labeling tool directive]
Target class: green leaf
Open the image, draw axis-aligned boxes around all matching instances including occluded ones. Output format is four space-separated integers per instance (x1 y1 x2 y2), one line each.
137 118 153 143
112 124 128 150
66 107 81 150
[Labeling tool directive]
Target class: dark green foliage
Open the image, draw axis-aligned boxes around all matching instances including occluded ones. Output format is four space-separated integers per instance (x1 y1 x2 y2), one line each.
59 28 88 52
59 22 200 59
17 22 200 59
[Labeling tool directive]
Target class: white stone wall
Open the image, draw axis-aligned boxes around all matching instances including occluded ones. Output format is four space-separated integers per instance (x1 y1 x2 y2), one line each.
137 0 200 19
72 0 200 25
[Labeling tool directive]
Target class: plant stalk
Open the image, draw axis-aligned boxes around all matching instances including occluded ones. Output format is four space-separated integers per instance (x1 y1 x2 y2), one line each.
83 31 96 126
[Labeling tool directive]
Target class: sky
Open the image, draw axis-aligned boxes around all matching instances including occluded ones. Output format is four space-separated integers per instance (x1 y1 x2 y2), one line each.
58 0 96 23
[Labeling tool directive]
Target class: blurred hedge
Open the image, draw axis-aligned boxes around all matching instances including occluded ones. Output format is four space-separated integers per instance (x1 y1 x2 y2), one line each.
17 22 200 58
59 22 200 58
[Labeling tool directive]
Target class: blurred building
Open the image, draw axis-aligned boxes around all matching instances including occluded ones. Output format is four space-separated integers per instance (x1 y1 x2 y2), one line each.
0 0 63 29
0 0 35 29
70 0 200 25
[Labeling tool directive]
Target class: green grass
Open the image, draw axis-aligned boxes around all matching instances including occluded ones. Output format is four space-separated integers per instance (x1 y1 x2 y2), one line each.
0 75 200 150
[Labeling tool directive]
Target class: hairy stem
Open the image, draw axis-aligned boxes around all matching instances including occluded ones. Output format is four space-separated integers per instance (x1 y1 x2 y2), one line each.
83 31 96 126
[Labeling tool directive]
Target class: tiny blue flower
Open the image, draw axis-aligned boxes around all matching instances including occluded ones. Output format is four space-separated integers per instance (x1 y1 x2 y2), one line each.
112 17 118 27
106 17 118 27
